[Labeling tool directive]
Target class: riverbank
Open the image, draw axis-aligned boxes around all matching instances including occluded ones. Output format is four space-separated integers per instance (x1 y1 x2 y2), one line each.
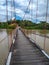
0 22 17 29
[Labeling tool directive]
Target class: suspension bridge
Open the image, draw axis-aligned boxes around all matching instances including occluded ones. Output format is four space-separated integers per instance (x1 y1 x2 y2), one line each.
0 0 49 65
5 28 49 65
5 0 49 65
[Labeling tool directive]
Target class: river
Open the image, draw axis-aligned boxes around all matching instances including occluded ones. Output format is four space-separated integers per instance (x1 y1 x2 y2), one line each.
25 30 49 56
0 29 16 65
0 29 49 65
0 29 9 65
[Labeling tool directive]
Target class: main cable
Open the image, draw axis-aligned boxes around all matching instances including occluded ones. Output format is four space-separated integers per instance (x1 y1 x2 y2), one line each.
23 0 31 20
6 0 8 22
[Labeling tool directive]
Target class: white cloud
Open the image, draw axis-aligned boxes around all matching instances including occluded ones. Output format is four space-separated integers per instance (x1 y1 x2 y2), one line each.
15 0 29 6
29 3 36 10
15 8 25 18
0 0 49 22
0 0 5 5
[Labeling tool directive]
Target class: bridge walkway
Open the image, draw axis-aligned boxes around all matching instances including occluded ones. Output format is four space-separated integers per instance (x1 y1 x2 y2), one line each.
10 29 49 65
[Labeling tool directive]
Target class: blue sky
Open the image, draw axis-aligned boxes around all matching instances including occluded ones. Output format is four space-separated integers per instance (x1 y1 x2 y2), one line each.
0 0 49 23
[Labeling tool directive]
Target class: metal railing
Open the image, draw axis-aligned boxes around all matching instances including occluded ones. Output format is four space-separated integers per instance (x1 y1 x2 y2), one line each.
22 29 49 56
6 28 18 65
0 28 17 65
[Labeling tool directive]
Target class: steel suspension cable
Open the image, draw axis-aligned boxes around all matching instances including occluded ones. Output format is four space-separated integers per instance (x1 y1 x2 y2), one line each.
46 0 48 23
11 0 12 20
14 0 16 20
6 0 10 50
13 0 16 20
44 0 48 50
23 0 31 20
30 0 33 39
35 0 38 43
6 0 8 22
30 0 33 21
36 0 38 23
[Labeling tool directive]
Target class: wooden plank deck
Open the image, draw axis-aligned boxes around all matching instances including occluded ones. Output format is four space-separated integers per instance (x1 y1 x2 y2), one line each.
10 29 49 65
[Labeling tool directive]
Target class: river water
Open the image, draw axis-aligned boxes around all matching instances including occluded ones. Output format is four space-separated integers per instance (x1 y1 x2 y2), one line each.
0 29 49 65
0 29 9 65
26 30 49 56
0 29 16 65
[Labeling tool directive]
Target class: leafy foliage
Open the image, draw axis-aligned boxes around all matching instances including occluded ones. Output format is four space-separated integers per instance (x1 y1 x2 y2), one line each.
0 20 49 30
0 21 17 29
16 20 49 30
